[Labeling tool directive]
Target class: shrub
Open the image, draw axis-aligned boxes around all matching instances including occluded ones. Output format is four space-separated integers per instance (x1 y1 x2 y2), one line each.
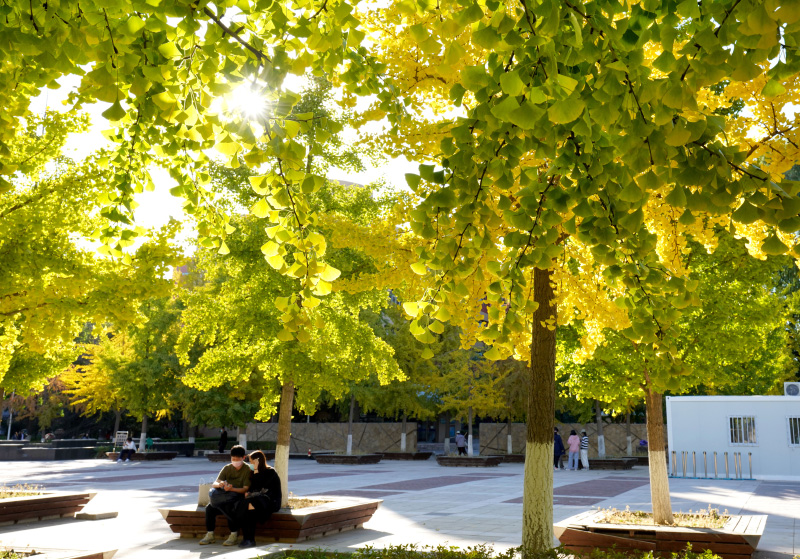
259 544 721 559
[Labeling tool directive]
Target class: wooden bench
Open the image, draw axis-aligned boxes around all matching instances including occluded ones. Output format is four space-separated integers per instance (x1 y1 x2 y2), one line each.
589 457 638 470
160 497 381 543
555 510 766 559
106 451 177 461
0 492 95 525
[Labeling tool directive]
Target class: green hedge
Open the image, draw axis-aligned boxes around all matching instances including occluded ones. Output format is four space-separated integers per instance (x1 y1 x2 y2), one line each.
260 544 721 559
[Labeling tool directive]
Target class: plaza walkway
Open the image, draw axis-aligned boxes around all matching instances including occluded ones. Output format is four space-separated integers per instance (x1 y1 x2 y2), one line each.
0 457 797 558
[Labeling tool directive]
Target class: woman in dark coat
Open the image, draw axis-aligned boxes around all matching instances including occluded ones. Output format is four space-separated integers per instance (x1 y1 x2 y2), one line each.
236 450 282 548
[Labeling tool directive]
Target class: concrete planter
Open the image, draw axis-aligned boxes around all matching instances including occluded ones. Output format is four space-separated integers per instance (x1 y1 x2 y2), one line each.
379 452 433 461
555 510 767 559
161 496 381 543
436 456 501 467
106 451 177 461
0 491 95 524
314 453 382 465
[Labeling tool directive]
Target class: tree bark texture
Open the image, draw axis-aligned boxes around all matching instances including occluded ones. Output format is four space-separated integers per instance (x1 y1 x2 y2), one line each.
645 380 673 524
275 381 294 508
522 267 556 555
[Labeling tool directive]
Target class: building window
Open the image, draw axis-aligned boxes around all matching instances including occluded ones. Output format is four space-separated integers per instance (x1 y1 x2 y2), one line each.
789 417 800 446
729 416 757 445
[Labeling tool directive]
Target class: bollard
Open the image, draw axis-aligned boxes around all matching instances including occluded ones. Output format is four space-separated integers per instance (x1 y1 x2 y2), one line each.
682 451 687 477
724 452 729 479
672 451 677 476
736 453 742 479
703 451 708 478
714 452 718 478
749 452 753 479
692 451 696 478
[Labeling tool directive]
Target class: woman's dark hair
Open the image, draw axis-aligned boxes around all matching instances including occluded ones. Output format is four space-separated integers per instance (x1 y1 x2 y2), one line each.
250 450 267 474
570 430 577 435
230 445 246 458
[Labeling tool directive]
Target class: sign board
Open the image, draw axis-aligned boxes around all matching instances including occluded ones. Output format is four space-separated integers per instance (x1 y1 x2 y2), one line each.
114 431 128 449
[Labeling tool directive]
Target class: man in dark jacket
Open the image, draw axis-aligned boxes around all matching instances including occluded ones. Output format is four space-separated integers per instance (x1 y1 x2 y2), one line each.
554 427 565 470
218 428 228 453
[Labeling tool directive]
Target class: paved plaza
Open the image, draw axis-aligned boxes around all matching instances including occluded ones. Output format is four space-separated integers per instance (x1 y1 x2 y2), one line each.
0 457 798 558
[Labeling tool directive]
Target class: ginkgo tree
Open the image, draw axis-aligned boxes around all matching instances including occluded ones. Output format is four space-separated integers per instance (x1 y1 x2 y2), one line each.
176 178 403 505
4 0 800 555
0 111 182 399
358 0 800 552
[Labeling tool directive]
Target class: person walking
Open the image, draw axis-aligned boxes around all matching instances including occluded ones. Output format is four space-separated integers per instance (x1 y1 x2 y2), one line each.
566 429 580 470
580 430 590 470
553 428 565 470
455 431 468 456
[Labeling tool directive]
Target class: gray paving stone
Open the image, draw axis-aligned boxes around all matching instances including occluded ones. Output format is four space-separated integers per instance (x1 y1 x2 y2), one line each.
0 457 797 558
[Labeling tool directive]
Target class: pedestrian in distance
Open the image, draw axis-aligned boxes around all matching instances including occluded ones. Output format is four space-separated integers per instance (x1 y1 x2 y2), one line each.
553 427 565 470
218 427 228 453
580 430 590 470
567 429 580 470
455 431 468 456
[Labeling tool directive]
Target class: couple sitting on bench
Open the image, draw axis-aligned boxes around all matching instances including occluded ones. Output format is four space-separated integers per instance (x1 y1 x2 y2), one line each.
200 445 281 549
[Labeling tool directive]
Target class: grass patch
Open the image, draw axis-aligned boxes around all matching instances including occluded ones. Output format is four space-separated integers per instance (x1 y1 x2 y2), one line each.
596 506 729 528
0 485 43 499
258 544 722 559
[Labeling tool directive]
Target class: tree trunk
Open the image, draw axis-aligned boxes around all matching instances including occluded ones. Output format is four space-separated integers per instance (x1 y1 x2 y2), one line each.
275 381 294 508
507 416 513 455
113 409 121 437
645 379 673 524
522 267 557 555
467 406 474 456
138 415 148 453
400 413 407 452
595 400 606 458
188 424 196 444
347 391 355 455
237 426 247 450
626 411 632 456
443 412 451 454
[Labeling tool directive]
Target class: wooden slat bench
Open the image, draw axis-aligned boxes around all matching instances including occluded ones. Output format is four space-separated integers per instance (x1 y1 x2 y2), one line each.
106 451 177 461
555 510 766 559
160 497 381 543
589 458 638 470
0 492 95 525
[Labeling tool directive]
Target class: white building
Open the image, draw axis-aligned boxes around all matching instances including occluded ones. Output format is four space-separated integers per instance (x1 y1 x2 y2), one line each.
666 390 800 481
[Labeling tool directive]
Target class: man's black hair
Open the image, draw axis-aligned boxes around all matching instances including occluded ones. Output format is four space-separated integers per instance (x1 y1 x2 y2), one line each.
230 445 246 458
